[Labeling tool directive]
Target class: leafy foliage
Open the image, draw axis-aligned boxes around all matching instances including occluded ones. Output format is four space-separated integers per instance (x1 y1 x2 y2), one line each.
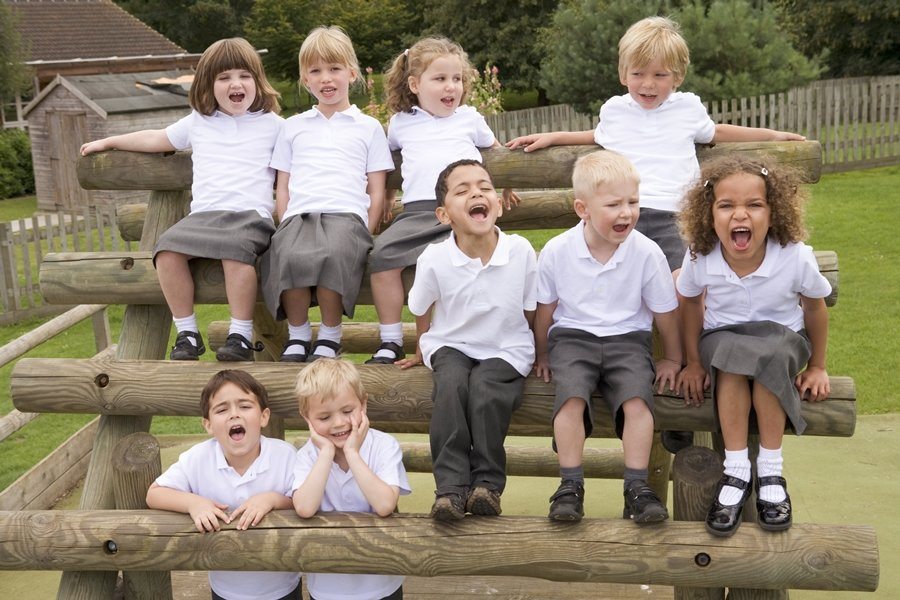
0 3 32 100
0 129 35 200
114 1 249 52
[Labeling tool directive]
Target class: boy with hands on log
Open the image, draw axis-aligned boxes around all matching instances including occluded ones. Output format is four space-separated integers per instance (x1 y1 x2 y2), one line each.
147 369 301 600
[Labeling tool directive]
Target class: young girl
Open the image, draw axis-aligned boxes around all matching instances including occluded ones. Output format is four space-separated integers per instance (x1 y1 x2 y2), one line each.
365 37 515 365
259 26 393 363
81 38 282 362
676 155 831 537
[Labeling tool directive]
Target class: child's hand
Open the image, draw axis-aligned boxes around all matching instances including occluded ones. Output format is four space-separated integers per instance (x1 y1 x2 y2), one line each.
677 362 709 407
773 130 806 142
534 353 552 383
230 493 280 530
654 359 681 395
303 416 336 456
382 203 394 224
396 347 423 369
796 366 830 402
186 496 231 532
80 140 108 156
501 188 520 210
344 411 370 456
505 134 552 152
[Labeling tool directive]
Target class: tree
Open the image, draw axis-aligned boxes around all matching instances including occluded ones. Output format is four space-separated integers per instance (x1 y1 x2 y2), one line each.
420 0 559 101
0 3 32 102
775 0 900 77
114 1 247 52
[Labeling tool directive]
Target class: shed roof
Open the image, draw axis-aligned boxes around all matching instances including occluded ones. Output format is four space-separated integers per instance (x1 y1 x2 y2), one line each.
5 0 186 63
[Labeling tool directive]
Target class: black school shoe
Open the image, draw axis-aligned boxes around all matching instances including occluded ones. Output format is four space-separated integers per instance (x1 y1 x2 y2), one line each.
705 474 752 537
170 331 205 360
280 339 311 363
756 475 792 531
215 333 263 362
623 479 669 524
365 341 405 365
306 339 342 363
548 479 584 521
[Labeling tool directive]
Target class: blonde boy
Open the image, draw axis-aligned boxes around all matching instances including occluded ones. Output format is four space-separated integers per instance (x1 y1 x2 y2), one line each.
535 150 681 523
292 359 409 600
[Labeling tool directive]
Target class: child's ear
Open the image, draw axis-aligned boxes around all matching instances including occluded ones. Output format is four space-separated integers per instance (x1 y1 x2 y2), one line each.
260 407 271 428
435 206 452 225
408 75 420 95
202 417 213 436
573 198 589 220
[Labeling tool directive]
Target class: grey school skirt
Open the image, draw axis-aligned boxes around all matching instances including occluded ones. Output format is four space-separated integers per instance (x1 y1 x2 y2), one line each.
153 209 275 266
700 320 811 434
369 200 451 272
259 212 373 320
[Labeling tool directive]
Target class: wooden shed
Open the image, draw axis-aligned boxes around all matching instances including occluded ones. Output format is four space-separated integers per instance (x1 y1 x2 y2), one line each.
23 71 192 211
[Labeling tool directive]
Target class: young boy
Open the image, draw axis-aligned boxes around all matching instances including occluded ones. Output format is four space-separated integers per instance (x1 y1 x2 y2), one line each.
292 358 409 600
147 370 300 600
398 159 537 520
535 150 681 523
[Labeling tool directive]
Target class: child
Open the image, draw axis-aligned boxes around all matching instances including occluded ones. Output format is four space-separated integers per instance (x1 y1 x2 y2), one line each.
398 159 537 520
293 358 410 600
365 36 516 365
81 38 283 362
147 370 300 600
676 155 831 537
535 150 681 523
260 26 393 363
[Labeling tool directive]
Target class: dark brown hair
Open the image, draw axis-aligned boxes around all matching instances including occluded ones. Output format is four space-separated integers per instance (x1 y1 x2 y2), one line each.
435 158 489 206
201 369 269 418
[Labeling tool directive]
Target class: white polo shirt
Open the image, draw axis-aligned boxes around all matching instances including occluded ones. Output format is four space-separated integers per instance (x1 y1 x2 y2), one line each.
537 224 678 337
387 105 495 203
154 436 300 600
166 110 283 219
676 239 832 331
408 230 538 376
270 105 394 227
292 428 410 600
594 92 716 212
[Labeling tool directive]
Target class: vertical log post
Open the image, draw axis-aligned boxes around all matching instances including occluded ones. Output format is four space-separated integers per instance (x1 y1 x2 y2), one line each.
253 303 286 440
112 432 173 600
58 189 188 600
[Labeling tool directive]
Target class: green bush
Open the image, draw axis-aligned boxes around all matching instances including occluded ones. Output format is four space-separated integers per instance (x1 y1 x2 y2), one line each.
0 128 34 200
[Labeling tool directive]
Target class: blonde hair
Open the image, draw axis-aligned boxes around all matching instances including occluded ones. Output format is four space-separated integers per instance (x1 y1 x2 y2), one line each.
298 26 362 92
618 16 690 85
384 37 474 115
190 37 280 116
572 150 640 200
678 154 809 259
294 358 367 416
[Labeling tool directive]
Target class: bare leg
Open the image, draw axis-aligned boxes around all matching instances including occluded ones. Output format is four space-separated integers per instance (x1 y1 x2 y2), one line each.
620 397 654 470
316 287 344 328
752 380 787 450
155 251 195 318
370 268 405 325
553 397 587 469
222 259 257 321
716 372 752 451
280 288 312 327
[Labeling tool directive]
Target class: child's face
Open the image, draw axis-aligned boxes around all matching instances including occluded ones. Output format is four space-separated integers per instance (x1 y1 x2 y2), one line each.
712 172 772 266
574 178 640 256
302 59 355 117
620 57 681 111
202 382 270 467
409 54 464 118
435 164 501 237
305 385 366 450
213 68 258 116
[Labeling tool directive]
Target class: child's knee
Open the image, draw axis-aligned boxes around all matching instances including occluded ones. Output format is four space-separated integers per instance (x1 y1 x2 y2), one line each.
621 397 654 423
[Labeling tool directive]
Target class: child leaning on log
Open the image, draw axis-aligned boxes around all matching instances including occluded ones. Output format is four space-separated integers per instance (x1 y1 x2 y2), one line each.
292 358 410 600
147 370 301 600
676 155 831 537
81 37 283 363
534 150 681 524
398 159 537 521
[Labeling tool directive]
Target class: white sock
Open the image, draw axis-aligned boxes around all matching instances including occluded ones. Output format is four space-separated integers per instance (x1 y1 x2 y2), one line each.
719 448 751 505
173 314 199 344
229 318 253 341
314 323 342 357
757 446 787 502
374 322 403 359
283 321 313 357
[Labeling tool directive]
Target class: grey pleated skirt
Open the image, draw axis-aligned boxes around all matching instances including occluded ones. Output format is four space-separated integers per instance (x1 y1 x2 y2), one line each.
369 200 451 272
153 209 275 265
700 320 811 434
260 212 373 320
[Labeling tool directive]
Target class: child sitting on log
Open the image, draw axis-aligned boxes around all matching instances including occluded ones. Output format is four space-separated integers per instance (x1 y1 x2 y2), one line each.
293 358 410 600
398 159 537 521
676 154 831 537
147 369 301 600
534 150 681 524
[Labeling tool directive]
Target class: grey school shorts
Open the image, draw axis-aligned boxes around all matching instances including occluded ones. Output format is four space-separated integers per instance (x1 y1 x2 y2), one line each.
548 327 655 439
635 207 685 272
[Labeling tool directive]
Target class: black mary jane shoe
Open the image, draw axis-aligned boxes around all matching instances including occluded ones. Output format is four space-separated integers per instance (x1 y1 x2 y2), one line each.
705 474 752 537
756 475 792 532
280 339 312 363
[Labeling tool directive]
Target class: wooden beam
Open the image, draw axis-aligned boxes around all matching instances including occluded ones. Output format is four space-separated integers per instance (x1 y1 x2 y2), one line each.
11 359 857 437
77 142 823 192
0 510 876 591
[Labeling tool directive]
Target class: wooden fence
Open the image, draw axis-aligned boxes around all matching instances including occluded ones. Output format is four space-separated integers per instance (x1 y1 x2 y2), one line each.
486 75 900 173
0 205 131 324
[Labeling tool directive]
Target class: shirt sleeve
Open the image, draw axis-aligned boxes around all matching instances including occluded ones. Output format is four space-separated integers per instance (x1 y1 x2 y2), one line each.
687 94 716 144
268 120 293 173
642 247 679 313
366 121 395 173
154 448 196 492
407 245 440 316
290 442 317 493
536 239 559 305
386 114 401 151
165 112 194 151
522 242 538 311
469 108 496 148
676 252 705 298
796 243 832 298
370 433 411 495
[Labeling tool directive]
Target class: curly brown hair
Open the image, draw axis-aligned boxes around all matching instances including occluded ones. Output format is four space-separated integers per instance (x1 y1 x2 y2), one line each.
678 154 809 259
384 37 474 115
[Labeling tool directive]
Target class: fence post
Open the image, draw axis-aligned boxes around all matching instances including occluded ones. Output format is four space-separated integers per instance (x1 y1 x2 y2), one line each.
0 224 22 312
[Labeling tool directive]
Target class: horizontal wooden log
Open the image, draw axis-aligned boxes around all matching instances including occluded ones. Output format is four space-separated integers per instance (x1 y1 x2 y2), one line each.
0 510 876 591
38 250 839 308
11 359 857 437
78 142 822 192
209 320 418 355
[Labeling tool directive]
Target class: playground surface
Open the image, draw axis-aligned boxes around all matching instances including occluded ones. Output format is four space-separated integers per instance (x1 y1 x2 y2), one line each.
1 413 896 599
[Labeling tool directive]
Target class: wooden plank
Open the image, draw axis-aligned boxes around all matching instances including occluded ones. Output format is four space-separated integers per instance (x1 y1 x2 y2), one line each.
0 409 39 442
0 225 22 311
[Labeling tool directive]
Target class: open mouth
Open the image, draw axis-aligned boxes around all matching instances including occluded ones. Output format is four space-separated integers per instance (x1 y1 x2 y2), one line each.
613 223 630 233
441 96 456 107
229 424 246 441
321 86 336 96
731 227 752 250
468 203 489 221
331 429 350 441
228 92 245 103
